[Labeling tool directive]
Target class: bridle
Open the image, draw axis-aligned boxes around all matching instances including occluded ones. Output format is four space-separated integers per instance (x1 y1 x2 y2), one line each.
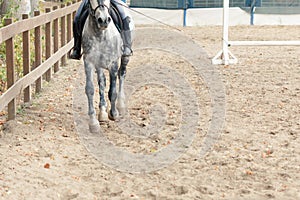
89 0 110 17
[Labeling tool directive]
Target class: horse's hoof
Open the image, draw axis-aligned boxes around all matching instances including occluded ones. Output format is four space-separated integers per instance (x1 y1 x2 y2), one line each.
98 106 108 122
89 122 100 133
98 112 109 122
117 99 126 117
118 107 126 117
108 110 119 121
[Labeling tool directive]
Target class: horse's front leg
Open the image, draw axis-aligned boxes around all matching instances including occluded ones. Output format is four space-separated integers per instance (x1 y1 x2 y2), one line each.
96 68 108 122
117 56 129 116
108 61 119 120
84 62 100 133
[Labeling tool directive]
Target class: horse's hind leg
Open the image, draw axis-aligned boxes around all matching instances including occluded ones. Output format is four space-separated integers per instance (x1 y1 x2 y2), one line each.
108 61 119 120
117 56 129 116
84 62 100 133
97 68 108 122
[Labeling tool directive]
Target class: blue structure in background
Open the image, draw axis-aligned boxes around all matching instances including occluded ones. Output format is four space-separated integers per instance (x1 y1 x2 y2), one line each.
129 0 299 26
130 0 246 9
130 0 186 9
129 0 300 9
244 1 262 25
245 0 261 7
183 1 189 26
179 0 193 9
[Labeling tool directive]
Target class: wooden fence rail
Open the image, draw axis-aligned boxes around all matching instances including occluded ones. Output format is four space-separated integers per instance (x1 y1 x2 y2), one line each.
0 1 81 120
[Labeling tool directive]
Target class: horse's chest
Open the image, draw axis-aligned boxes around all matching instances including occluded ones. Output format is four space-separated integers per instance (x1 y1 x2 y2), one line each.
83 32 122 69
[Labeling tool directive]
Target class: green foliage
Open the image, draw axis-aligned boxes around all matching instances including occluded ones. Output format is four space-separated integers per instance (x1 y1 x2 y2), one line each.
0 40 6 94
0 0 40 94
0 34 26 93
0 0 20 22
0 65 6 94
0 0 21 93
63 0 74 4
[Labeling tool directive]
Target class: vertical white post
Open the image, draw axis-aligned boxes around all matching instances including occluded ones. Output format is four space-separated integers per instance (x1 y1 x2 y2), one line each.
212 0 237 65
222 0 230 65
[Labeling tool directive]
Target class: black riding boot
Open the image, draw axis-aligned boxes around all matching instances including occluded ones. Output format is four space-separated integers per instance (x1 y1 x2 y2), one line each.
121 17 133 57
70 0 89 60
70 32 82 60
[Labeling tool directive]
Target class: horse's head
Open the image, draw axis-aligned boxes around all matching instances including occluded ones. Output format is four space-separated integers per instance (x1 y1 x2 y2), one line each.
89 0 111 29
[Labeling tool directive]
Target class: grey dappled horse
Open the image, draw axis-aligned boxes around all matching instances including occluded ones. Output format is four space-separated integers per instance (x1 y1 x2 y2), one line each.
82 0 132 133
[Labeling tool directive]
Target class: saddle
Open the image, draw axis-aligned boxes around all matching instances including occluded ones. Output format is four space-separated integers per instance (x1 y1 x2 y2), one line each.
109 3 123 33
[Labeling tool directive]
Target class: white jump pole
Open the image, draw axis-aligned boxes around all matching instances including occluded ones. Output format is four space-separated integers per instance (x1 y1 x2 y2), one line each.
229 40 300 46
212 0 237 65
212 0 300 65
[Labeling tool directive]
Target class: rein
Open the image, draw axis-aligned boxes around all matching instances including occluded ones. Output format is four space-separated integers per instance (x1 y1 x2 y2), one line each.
112 0 182 32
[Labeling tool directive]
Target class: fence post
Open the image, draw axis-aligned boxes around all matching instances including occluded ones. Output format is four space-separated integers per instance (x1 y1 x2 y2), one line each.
53 6 59 72
34 11 42 93
45 8 52 82
61 4 66 66
72 1 77 21
67 2 72 44
5 18 16 120
22 14 31 103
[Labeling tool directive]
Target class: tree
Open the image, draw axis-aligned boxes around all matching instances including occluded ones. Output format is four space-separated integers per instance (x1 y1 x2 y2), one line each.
0 0 39 19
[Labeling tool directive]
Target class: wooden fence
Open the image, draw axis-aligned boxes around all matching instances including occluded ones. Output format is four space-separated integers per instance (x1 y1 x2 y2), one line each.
0 1 81 120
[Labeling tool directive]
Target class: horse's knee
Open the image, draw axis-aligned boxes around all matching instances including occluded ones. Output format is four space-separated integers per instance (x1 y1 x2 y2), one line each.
121 55 130 66
85 84 94 96
118 68 126 78
119 56 129 78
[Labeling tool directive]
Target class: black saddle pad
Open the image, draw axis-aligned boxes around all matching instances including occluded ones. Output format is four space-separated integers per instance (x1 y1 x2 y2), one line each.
110 4 123 33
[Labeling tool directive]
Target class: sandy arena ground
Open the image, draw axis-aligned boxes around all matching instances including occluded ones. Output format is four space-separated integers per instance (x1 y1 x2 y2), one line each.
0 25 299 199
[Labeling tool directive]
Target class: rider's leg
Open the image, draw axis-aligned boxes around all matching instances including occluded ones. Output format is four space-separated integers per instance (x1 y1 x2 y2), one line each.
113 0 134 57
70 0 89 60
121 17 133 56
